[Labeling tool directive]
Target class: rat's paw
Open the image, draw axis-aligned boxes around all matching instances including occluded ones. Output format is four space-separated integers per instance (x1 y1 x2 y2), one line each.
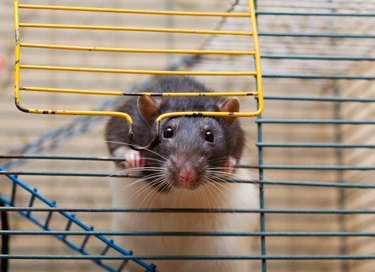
125 149 145 169
223 157 237 173
114 147 145 169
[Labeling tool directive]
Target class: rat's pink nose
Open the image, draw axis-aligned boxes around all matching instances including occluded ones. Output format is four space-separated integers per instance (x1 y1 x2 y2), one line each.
178 169 196 183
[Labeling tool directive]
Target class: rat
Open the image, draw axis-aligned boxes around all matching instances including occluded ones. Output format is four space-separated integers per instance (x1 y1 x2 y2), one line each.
105 76 258 272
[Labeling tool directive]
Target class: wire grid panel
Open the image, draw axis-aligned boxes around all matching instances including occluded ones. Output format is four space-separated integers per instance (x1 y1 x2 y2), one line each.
1 0 375 271
13 0 264 135
0 168 158 272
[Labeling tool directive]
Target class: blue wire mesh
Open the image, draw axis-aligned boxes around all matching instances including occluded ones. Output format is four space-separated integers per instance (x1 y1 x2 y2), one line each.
0 166 157 272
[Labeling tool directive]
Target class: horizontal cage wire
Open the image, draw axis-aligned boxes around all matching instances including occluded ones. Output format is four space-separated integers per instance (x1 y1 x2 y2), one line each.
1 0 375 271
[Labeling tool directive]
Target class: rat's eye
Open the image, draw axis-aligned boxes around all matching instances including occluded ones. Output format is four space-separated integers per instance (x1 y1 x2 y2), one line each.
163 127 174 138
204 130 214 143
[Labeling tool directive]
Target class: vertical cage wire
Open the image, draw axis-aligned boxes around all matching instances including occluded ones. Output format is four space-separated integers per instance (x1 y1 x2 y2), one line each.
254 2 268 272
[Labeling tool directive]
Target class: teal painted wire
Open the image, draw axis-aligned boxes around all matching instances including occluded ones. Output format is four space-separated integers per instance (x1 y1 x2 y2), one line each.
257 143 375 148
261 54 375 61
256 11 375 17
2 207 375 214
260 32 375 39
254 0 267 269
0 170 157 271
256 119 375 125
257 165 374 170
0 154 127 161
256 56 267 272
259 180 375 189
1 167 373 178
263 74 375 80
258 113 267 272
1 254 375 260
2 230 375 237
263 96 375 102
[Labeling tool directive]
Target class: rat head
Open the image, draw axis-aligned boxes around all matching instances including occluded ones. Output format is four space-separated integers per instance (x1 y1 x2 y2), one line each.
137 95 242 192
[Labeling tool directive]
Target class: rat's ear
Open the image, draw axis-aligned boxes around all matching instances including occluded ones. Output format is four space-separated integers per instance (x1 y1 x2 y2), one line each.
137 96 162 123
217 98 240 125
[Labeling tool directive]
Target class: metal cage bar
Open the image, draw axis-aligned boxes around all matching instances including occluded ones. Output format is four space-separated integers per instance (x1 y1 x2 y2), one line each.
13 0 264 138
18 4 251 17
0 166 158 272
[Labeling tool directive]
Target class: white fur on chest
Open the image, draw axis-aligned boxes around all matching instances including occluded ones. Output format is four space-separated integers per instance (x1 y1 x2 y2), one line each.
110 167 259 272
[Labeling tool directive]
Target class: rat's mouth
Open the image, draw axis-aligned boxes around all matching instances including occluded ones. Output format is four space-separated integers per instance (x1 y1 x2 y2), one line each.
144 175 173 193
144 172 203 192
173 180 202 190
167 169 206 191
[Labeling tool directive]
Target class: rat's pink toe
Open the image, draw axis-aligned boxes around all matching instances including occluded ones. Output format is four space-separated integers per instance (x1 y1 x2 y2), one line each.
125 150 145 169
223 157 237 173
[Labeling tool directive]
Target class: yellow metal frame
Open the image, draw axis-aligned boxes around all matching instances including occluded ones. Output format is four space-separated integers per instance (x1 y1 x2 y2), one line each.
14 0 263 139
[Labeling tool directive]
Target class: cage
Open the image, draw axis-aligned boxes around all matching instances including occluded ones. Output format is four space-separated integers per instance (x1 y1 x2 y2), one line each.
0 0 375 272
